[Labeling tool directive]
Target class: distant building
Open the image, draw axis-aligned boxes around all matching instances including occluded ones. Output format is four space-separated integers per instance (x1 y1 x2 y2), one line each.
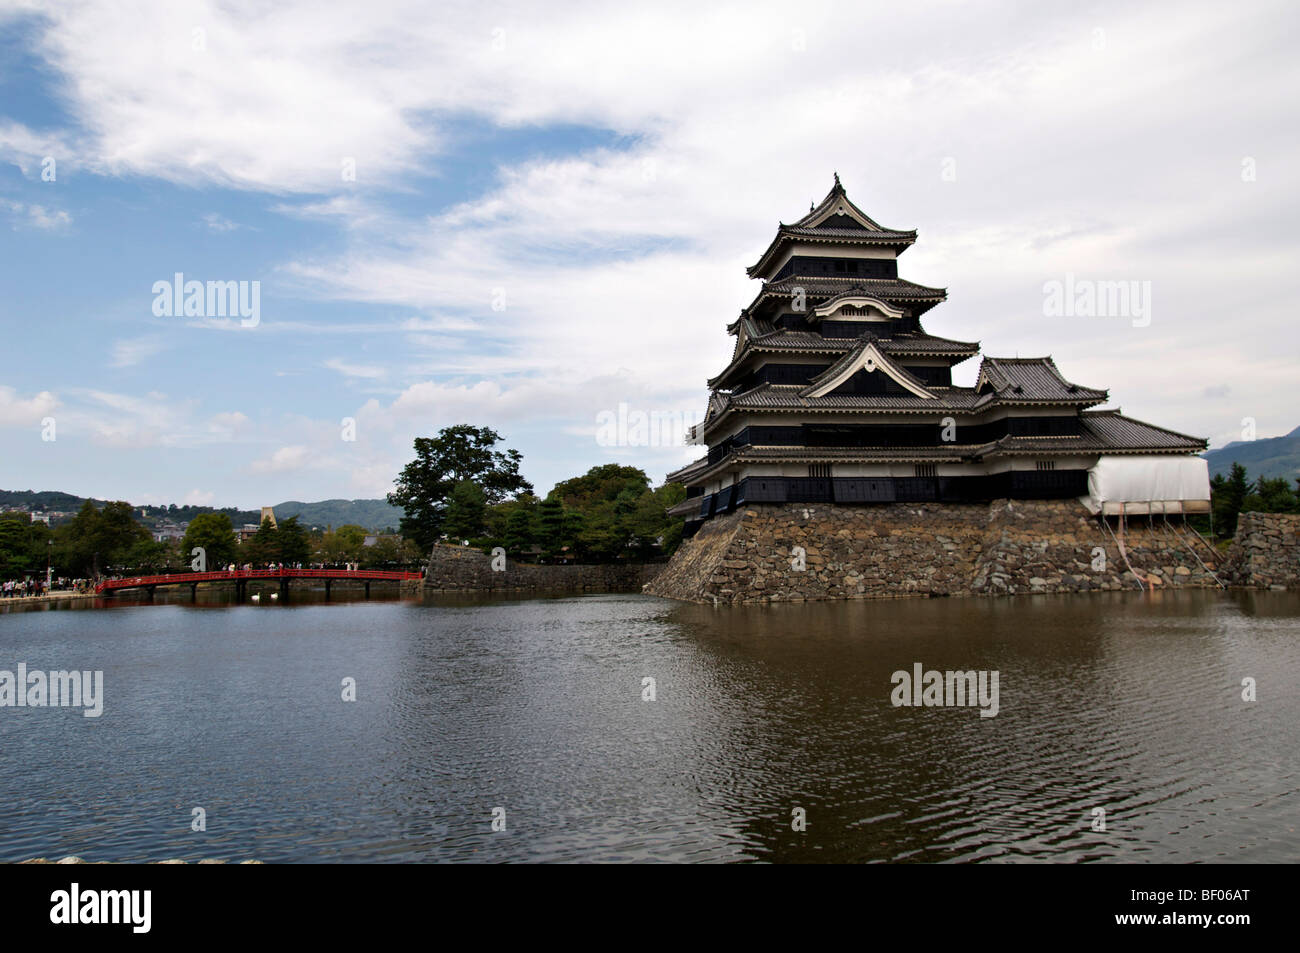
260 506 278 528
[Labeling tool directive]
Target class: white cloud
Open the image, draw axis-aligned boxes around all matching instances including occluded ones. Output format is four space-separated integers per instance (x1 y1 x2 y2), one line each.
1 198 71 229
0 119 73 177
109 335 165 367
1 0 1296 499
324 357 386 380
248 444 314 474
182 488 215 505
0 385 58 427
201 212 240 231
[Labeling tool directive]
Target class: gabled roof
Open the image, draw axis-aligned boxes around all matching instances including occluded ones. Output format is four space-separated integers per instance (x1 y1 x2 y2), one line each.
747 176 918 278
706 328 980 390
810 288 908 321
974 356 1107 405
799 339 935 399
795 174 892 230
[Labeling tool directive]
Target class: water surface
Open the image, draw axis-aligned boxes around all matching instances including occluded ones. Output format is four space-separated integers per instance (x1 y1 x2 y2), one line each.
0 589 1296 862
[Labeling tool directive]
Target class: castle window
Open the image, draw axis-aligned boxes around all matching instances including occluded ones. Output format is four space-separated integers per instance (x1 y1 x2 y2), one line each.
1036 460 1056 471
809 464 832 479
914 464 937 478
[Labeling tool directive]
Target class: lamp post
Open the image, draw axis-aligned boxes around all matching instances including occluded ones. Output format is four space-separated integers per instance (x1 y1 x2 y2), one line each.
46 539 52 592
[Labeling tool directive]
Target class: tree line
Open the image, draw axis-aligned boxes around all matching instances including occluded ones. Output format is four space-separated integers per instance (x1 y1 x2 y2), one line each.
1209 463 1300 538
0 502 423 580
387 424 686 562
2 423 687 579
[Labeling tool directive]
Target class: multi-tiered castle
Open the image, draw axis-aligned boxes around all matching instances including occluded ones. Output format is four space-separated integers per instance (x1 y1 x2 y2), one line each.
666 176 1209 538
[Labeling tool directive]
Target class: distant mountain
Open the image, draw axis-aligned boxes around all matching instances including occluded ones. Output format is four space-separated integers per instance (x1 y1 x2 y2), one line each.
0 490 405 532
1203 426 1300 481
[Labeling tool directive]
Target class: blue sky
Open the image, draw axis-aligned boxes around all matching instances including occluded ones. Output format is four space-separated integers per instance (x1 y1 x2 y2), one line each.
1 0 1297 509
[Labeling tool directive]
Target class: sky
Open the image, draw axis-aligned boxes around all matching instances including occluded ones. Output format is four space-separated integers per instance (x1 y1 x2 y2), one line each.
0 0 1296 510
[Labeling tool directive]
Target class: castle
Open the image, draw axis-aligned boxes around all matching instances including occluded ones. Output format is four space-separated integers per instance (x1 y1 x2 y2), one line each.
666 175 1210 536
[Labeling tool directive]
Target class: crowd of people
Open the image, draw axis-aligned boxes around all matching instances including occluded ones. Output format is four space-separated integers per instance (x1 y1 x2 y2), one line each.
3 562 418 599
1 576 95 598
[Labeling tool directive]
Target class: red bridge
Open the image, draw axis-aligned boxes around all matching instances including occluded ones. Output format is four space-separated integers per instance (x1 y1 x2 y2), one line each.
95 568 424 600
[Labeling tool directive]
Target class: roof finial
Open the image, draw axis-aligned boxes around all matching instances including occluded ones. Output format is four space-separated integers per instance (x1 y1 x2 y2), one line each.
833 170 841 189
810 199 814 212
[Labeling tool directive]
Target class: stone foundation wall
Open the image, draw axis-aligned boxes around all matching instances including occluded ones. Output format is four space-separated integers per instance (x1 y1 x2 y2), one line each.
645 499 1226 604
1222 512 1300 590
423 544 660 593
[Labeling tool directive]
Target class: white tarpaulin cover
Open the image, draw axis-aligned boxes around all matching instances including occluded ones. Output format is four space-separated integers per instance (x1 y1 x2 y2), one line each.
1082 455 1212 515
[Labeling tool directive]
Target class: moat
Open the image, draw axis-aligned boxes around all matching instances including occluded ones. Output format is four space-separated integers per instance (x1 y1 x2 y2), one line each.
1 589 1296 862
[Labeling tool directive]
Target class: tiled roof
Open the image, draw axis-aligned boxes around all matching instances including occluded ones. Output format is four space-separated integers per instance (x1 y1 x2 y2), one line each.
1077 410 1207 451
884 332 980 355
726 382 981 412
734 445 977 464
748 276 947 317
793 176 896 230
668 411 1207 484
749 330 851 351
762 275 946 300
665 455 711 483
780 225 916 242
975 356 1108 404
747 176 918 277
708 329 978 389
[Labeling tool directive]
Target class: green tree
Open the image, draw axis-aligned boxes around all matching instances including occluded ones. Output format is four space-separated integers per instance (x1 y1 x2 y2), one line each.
54 500 149 575
503 506 536 558
319 531 349 566
388 425 532 549
277 516 311 566
574 507 623 562
550 464 651 510
1211 463 1252 537
536 496 568 558
335 524 368 557
538 465 685 562
360 535 398 568
242 517 279 566
1248 476 1297 513
0 514 52 578
443 480 487 542
181 512 237 569
123 537 169 572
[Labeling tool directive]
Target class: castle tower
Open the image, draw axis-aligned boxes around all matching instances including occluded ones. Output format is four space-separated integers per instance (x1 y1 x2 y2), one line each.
666 176 1209 537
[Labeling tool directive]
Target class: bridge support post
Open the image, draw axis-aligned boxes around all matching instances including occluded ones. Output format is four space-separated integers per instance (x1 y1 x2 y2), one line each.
236 579 246 602
364 580 371 598
325 578 331 600
280 577 289 602
145 585 155 601
190 583 197 601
